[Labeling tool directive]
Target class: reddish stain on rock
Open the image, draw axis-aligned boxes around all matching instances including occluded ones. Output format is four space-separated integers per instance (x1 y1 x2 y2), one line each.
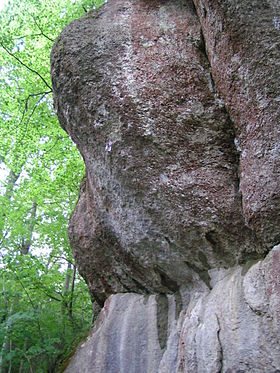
193 0 280 245
51 0 279 304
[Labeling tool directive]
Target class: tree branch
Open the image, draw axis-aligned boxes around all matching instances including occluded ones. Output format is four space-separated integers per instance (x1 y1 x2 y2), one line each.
37 287 62 302
19 91 52 127
23 92 49 132
28 13 55 42
0 42 52 90
23 91 52 111
50 256 74 265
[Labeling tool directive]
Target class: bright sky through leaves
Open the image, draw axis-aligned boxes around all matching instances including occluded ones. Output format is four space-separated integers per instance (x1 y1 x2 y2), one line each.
0 1 7 194
0 0 8 189
0 0 7 10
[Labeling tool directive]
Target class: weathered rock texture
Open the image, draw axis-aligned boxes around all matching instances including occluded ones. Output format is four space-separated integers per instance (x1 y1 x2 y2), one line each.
193 0 280 246
51 0 280 371
65 246 280 373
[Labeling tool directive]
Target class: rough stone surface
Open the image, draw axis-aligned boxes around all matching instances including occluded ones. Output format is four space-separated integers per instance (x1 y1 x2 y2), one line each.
50 0 280 371
193 0 280 245
51 0 264 305
177 245 280 372
65 246 280 373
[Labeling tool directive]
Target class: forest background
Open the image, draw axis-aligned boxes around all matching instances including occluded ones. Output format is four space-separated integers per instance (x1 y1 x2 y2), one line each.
0 1 104 372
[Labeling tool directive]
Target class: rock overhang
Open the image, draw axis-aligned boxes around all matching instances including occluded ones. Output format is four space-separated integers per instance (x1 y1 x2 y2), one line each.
51 0 280 304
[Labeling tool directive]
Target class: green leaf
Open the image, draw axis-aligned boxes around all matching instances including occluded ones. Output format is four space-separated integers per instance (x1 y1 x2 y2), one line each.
0 0 101 371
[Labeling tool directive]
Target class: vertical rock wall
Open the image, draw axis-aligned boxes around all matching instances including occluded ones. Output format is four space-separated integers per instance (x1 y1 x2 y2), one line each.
193 0 280 245
51 0 280 371
65 247 280 373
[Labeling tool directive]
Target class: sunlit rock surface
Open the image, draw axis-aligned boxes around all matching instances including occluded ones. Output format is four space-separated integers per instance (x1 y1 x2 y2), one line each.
51 0 280 371
65 247 280 373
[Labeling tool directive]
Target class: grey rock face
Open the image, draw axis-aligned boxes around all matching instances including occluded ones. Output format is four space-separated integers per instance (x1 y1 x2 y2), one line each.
65 246 280 373
51 0 280 371
51 0 263 305
178 246 280 372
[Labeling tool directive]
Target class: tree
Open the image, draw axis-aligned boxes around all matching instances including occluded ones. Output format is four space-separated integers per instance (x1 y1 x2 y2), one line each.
0 0 104 371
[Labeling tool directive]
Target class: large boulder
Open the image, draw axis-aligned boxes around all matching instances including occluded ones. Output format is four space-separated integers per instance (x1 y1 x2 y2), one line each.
51 0 280 371
51 0 265 305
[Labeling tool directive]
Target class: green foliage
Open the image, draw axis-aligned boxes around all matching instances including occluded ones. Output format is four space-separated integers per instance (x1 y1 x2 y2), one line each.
0 258 92 372
0 0 104 371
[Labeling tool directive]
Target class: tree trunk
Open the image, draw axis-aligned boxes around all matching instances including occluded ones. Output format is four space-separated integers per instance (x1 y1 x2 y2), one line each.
7 341 12 373
69 265 76 319
20 199 37 255
0 305 13 373
18 340 27 373
0 167 22 247
61 262 72 317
